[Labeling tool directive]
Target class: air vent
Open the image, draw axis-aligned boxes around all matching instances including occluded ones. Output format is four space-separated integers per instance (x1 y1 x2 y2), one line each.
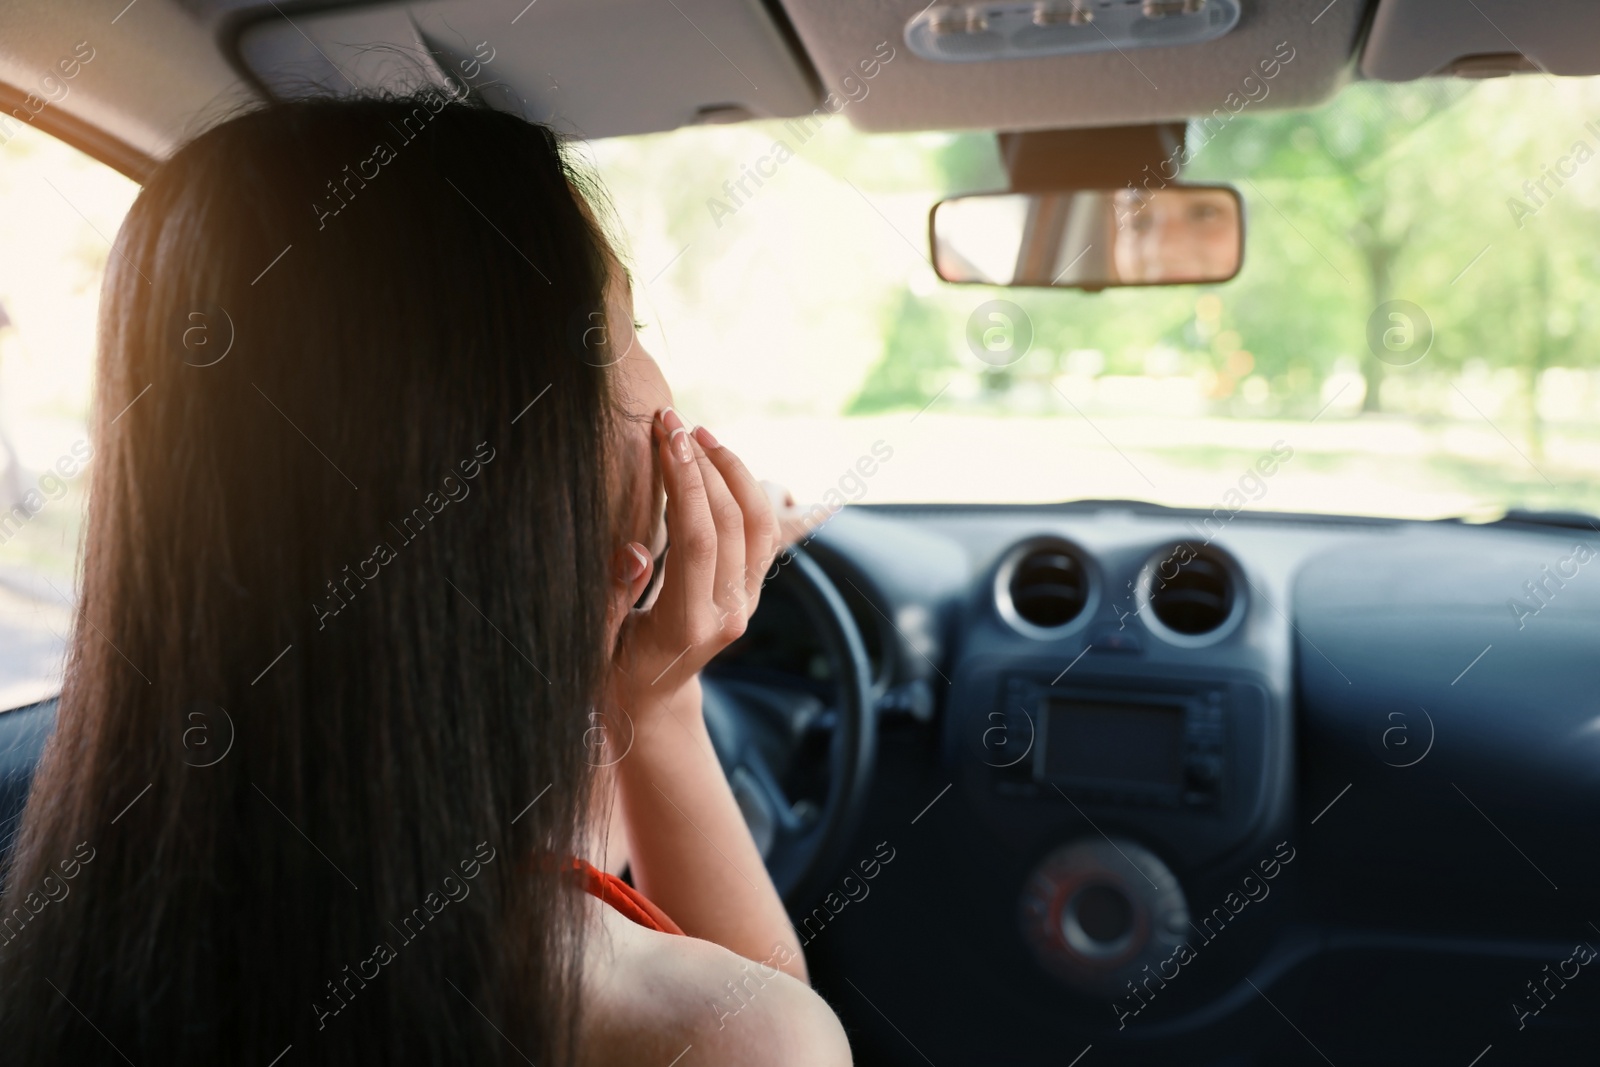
1140 544 1241 645
995 540 1095 638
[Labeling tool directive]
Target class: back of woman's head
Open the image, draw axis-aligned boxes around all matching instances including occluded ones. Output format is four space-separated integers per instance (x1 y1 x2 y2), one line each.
0 92 620 1065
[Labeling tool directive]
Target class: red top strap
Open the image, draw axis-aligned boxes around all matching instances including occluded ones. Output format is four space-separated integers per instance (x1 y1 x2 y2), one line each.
568 856 685 936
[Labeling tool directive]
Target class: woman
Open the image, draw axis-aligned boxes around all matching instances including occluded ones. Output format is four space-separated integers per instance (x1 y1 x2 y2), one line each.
0 93 851 1066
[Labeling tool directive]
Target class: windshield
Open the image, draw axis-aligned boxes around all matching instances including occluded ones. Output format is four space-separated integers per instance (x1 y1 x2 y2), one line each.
589 75 1600 521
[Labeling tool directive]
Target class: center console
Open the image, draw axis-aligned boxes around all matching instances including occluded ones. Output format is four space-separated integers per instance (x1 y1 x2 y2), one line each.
953 663 1281 868
995 675 1231 810
946 658 1291 997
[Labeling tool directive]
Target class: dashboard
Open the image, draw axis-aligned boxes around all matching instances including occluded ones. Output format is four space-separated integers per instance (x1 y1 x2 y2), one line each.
793 501 1600 1067
2 498 1597 1065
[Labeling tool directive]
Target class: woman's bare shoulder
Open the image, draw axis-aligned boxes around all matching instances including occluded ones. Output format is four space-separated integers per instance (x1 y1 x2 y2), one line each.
579 897 852 1067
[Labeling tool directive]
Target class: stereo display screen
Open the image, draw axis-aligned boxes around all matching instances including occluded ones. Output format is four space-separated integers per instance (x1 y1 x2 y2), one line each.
1039 700 1186 787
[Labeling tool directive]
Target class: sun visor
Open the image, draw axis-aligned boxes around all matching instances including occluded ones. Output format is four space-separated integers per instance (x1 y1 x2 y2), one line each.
1362 0 1600 80
233 0 820 138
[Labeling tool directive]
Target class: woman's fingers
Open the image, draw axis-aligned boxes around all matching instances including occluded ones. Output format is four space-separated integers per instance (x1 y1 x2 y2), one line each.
640 409 773 687
698 428 778 601
656 409 716 642
684 429 747 635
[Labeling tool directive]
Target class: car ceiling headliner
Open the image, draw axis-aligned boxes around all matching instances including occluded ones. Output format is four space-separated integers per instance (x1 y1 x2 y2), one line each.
0 0 241 167
1 0 1373 170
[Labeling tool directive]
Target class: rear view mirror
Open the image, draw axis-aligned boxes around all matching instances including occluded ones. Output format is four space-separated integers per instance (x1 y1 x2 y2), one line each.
929 185 1244 290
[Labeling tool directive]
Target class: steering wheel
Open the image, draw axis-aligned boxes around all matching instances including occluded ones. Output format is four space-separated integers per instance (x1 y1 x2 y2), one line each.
700 547 877 911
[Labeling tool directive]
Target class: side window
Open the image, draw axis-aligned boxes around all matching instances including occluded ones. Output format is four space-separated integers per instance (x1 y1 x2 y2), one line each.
0 120 138 709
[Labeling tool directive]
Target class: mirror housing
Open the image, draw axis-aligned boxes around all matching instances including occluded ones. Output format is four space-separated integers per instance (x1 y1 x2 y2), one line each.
929 184 1245 291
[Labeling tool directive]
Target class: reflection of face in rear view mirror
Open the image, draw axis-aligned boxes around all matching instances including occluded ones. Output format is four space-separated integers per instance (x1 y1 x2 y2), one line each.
1112 188 1241 284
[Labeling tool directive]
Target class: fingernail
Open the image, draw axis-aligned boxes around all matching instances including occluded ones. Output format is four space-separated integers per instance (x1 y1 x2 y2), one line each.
670 427 693 464
694 425 720 449
622 542 650 581
661 407 684 434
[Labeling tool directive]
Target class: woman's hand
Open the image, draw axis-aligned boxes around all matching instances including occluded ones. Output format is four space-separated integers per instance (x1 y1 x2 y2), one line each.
611 408 779 718
604 409 809 982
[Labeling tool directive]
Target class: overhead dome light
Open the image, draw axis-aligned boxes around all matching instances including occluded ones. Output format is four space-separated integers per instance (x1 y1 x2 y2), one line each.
906 0 1240 63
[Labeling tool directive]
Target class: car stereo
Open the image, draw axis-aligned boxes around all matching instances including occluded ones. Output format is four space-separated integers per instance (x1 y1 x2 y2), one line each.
994 676 1227 808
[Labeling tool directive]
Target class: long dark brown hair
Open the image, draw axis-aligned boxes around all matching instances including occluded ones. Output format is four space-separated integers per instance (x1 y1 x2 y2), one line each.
0 93 621 1065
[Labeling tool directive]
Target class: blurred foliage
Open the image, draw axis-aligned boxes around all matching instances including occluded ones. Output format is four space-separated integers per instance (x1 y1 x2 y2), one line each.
848 76 1600 447
585 77 1600 515
846 288 957 414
